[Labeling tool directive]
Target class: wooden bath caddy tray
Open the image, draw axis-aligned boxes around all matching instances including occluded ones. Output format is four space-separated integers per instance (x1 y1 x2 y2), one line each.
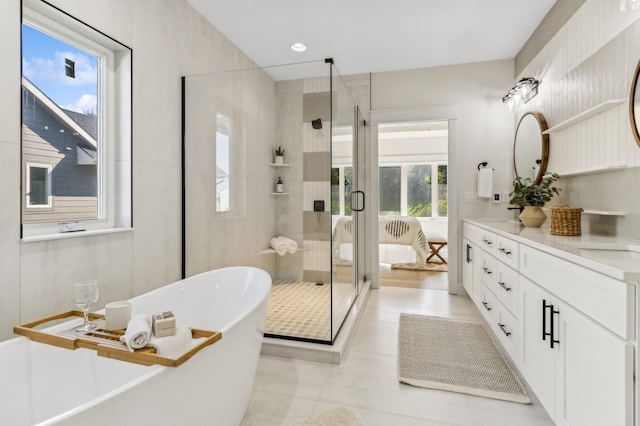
14 310 221 367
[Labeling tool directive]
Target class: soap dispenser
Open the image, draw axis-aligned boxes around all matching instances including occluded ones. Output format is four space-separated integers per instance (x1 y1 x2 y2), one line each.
276 177 284 193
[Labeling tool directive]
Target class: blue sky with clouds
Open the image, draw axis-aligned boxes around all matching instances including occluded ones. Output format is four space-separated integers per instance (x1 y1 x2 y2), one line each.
22 24 98 114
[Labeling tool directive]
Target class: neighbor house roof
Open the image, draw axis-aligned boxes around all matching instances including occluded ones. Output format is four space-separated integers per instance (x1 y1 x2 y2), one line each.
22 76 97 149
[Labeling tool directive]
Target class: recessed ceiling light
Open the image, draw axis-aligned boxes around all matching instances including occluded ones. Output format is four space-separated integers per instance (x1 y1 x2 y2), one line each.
290 42 306 52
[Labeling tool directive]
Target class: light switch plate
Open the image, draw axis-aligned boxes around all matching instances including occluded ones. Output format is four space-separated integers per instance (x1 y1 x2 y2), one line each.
464 191 479 202
492 193 501 203
501 191 510 203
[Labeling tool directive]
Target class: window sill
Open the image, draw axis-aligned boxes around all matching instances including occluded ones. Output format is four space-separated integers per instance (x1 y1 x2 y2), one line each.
21 227 133 243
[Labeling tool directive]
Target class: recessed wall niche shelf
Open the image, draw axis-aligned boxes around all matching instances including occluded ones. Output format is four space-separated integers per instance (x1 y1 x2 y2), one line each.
558 165 627 177
542 99 626 134
269 192 290 195
269 163 291 167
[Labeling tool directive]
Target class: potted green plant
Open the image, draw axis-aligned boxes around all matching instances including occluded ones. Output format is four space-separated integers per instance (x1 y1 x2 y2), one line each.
509 173 561 227
274 146 285 164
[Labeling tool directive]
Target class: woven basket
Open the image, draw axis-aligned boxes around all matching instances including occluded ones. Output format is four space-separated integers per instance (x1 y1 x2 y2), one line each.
550 206 583 236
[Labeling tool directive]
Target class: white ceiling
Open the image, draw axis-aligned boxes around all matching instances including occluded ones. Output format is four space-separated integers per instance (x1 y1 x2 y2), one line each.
187 0 557 80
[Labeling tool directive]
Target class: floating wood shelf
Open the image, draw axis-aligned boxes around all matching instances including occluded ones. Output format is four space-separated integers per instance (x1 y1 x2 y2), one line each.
558 165 626 177
14 310 221 367
542 99 626 134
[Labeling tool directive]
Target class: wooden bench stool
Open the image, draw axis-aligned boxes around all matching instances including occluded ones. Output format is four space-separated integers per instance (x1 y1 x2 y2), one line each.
424 231 448 264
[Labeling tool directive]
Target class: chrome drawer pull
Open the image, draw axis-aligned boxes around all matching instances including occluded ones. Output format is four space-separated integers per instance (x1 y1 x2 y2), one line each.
482 301 492 311
498 282 512 291
498 323 511 336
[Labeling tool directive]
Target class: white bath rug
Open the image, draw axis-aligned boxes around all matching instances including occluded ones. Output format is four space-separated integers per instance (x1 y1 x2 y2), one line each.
289 407 366 426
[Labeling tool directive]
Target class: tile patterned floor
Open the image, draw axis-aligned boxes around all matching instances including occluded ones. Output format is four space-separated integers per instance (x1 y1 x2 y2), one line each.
243 286 555 426
265 281 356 341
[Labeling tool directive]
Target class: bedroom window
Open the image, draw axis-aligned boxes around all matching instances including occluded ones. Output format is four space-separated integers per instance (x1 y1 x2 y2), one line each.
21 0 132 238
379 163 447 218
331 166 353 216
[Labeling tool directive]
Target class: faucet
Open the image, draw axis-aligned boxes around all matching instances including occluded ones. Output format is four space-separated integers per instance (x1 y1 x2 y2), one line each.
507 207 522 222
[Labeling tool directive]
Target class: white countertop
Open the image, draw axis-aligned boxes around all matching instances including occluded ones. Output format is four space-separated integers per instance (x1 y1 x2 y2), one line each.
464 218 640 283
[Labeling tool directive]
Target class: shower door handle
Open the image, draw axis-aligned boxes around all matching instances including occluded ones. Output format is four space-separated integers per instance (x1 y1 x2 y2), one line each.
351 191 365 212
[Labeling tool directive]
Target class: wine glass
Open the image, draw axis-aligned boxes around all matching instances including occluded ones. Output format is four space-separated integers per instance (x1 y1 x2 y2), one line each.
74 280 99 332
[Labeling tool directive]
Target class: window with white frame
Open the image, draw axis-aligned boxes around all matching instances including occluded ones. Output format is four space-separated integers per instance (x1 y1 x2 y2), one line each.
379 163 448 218
331 166 353 216
21 0 132 237
214 101 247 218
26 163 52 208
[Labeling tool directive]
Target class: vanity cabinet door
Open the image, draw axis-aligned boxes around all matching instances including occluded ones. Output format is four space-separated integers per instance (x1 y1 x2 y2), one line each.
555 303 634 426
495 301 518 359
519 276 557 418
479 250 497 294
496 261 519 316
462 239 481 304
480 283 496 324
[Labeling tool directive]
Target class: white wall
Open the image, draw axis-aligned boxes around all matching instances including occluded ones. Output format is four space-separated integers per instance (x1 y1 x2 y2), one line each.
0 0 270 341
516 0 640 239
370 59 516 290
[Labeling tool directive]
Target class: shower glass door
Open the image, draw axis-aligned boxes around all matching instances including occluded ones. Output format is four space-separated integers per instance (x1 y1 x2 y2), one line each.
330 64 359 341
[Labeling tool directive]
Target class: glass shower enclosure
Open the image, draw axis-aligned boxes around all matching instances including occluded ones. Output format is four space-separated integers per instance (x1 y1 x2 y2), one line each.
182 60 366 344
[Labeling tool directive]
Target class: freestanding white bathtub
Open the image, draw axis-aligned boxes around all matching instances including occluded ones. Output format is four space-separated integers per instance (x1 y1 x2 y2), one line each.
0 267 271 426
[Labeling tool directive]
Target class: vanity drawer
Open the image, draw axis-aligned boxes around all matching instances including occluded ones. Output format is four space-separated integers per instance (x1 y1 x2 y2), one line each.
480 250 497 293
496 236 518 270
463 223 496 256
496 261 519 316
480 283 497 324
519 245 635 340
495 301 518 359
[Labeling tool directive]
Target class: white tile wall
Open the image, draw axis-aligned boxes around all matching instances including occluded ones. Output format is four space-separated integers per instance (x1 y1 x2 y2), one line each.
0 142 21 340
303 77 330 94
303 241 331 272
303 122 331 152
303 182 330 212
20 232 134 323
0 0 20 145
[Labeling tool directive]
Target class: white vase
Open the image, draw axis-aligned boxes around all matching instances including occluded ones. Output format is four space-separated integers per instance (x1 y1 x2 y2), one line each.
519 206 547 227
275 156 284 165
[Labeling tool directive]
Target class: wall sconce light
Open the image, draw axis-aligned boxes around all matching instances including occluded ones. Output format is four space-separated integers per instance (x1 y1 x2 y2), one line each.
502 77 539 112
620 0 640 11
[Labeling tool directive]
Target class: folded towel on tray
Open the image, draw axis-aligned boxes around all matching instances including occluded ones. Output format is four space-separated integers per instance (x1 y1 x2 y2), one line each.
148 326 194 359
120 314 152 352
277 236 298 253
270 237 287 255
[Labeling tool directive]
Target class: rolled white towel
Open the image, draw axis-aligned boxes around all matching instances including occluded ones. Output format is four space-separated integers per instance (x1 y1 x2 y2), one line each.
270 237 287 256
278 236 298 253
148 326 194 359
119 314 152 352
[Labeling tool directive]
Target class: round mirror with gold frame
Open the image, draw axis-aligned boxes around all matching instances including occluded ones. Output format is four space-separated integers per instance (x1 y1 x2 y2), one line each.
513 111 550 185
629 59 640 148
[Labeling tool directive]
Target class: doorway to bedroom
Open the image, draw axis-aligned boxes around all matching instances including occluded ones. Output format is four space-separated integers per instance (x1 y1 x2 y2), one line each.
377 121 448 290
